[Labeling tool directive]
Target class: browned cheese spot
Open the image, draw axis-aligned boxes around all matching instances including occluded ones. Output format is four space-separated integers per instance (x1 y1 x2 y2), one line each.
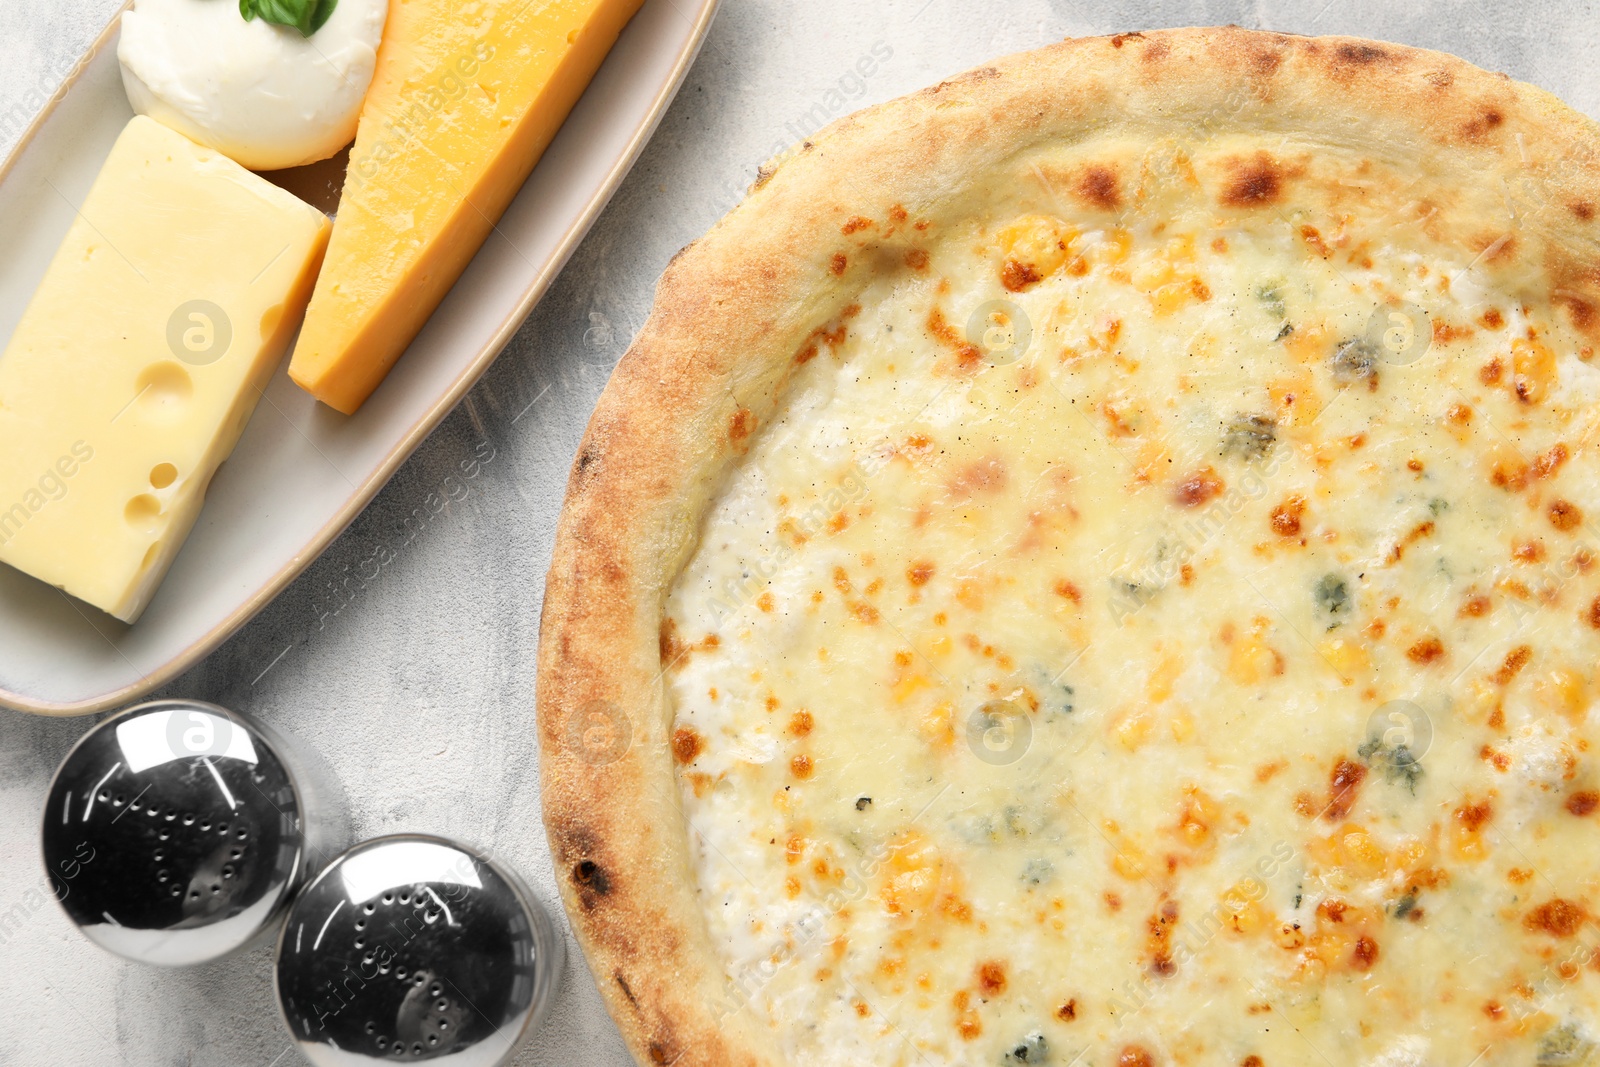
1525 898 1587 937
1146 898 1180 976
1566 791 1600 817
1001 259 1042 292
1077 165 1121 210
1119 1045 1156 1067
1326 758 1368 820
1455 800 1494 832
1406 636 1445 664
1271 495 1306 537
1173 467 1225 508
1549 499 1583 531
1493 645 1532 685
950 457 1008 498
976 960 1008 996
672 726 705 764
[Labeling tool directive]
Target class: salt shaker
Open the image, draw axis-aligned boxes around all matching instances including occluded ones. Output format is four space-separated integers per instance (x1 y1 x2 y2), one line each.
40 698 345 966
275 834 564 1066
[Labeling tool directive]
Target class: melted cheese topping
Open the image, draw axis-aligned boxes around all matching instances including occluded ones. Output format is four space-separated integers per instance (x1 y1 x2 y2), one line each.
664 144 1600 1067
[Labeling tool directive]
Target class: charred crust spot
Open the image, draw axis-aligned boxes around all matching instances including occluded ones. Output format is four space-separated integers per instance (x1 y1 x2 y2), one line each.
1077 165 1122 210
614 972 640 1008
905 248 930 270
1351 935 1380 969
1336 42 1390 65
672 726 705 764
1587 595 1600 629
1248 48 1282 77
1222 153 1282 207
1109 32 1145 49
573 859 610 898
841 215 872 235
1575 201 1597 222
976 960 1008 996
927 66 1000 95
1056 999 1078 1021
907 560 935 586
660 618 685 666
1556 293 1598 334
729 407 755 446
829 252 848 276
1461 108 1506 142
646 1041 674 1065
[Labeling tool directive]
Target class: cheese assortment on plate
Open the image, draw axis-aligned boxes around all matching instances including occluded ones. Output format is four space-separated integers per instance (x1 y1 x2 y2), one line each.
0 0 644 622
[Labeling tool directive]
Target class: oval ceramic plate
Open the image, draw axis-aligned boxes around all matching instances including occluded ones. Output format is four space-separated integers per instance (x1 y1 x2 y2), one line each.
0 0 720 715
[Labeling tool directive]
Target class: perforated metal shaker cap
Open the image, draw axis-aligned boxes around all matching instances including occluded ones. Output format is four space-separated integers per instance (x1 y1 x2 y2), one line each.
275 834 564 1067
40 699 345 966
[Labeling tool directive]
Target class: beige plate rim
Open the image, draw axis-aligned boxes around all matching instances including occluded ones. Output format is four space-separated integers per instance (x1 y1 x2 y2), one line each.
0 0 722 716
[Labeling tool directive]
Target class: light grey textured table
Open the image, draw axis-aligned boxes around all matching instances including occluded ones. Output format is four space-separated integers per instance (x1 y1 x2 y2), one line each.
1 1 1596 1063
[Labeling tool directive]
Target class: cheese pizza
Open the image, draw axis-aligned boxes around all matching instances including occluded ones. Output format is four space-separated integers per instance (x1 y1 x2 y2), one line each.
539 27 1600 1067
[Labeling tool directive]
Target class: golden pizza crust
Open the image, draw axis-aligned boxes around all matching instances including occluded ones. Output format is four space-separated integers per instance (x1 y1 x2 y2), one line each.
537 26 1600 1065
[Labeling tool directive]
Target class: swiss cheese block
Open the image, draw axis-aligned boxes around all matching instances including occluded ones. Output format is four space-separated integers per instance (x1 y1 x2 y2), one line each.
0 115 329 623
288 0 646 414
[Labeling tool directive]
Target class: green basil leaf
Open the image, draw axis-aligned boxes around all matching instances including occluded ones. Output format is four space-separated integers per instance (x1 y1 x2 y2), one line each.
238 0 338 38
309 0 338 33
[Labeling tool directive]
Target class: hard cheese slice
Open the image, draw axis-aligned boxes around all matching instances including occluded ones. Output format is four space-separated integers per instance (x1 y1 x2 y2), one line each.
288 0 646 414
0 115 330 623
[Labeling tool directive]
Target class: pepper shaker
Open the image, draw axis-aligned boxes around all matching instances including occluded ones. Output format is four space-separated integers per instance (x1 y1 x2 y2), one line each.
41 698 346 966
275 833 564 1065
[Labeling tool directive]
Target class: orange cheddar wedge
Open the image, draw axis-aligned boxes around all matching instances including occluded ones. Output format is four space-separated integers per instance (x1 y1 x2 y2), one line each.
289 0 646 414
